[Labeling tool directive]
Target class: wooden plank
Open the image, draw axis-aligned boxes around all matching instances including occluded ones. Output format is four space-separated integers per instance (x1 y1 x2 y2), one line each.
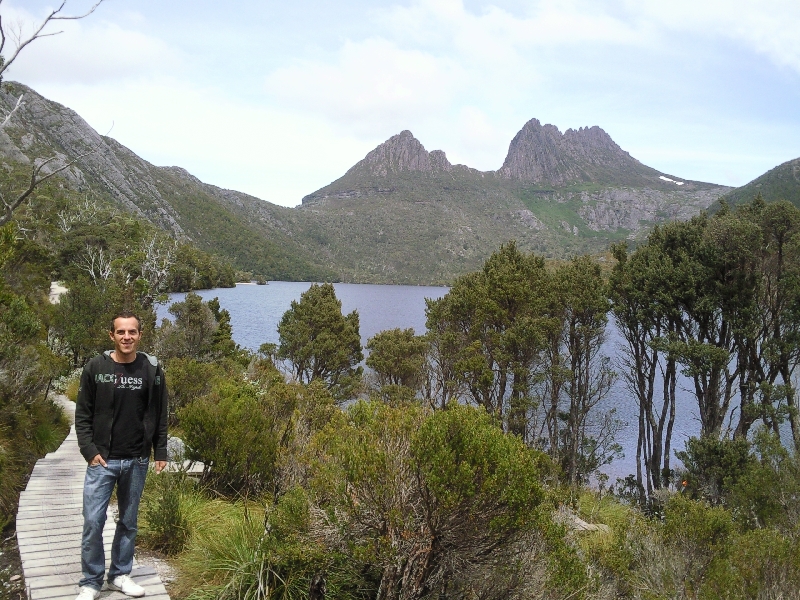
18 396 171 600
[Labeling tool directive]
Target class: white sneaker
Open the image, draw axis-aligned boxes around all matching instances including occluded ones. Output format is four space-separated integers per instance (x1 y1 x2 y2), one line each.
108 574 146 597
75 587 100 600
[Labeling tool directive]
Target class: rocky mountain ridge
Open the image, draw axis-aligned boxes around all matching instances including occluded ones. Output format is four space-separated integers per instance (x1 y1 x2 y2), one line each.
498 119 661 186
0 83 334 281
0 82 740 284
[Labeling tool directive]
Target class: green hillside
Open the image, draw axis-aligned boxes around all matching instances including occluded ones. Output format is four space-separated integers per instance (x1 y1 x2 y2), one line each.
721 157 800 209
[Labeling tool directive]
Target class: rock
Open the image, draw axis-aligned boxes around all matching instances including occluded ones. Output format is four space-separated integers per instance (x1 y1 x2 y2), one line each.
350 130 453 177
498 118 665 187
167 436 186 462
49 281 68 304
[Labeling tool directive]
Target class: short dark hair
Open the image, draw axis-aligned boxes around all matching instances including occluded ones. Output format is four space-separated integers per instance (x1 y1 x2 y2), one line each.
110 311 142 332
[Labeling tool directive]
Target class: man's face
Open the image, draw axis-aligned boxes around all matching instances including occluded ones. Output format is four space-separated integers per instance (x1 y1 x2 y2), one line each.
109 317 142 360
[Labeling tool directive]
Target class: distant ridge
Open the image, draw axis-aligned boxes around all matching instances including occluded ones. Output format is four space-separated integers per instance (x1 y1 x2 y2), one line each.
0 82 335 281
721 157 800 209
0 82 736 285
297 125 729 283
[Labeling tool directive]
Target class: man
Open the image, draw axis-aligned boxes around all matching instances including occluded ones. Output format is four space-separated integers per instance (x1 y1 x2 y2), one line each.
74 311 168 600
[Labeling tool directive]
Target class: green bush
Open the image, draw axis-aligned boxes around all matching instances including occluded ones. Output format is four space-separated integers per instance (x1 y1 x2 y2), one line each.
661 495 736 599
165 357 227 427
65 377 80 403
677 436 754 505
727 429 800 529
140 469 192 555
310 401 555 599
0 396 68 527
179 378 280 497
180 375 337 499
725 529 800 599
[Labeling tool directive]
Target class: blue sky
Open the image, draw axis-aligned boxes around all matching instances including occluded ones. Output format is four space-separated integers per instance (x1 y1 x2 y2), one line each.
7 0 800 206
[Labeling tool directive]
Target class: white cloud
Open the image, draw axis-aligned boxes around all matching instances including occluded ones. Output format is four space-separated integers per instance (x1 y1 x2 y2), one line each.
4 0 798 208
34 79 373 206
627 0 800 73
447 106 510 169
5 7 182 85
382 0 800 76
265 37 467 134
383 0 646 58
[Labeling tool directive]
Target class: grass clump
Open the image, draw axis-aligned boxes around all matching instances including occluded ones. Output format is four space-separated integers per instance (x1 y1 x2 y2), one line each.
170 488 367 600
64 378 80 403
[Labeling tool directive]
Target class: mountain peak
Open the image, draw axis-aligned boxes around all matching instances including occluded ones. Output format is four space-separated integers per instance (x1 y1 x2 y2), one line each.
346 130 452 177
498 118 652 186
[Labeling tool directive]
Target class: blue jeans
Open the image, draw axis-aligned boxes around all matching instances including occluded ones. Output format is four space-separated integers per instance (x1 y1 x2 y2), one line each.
79 458 149 590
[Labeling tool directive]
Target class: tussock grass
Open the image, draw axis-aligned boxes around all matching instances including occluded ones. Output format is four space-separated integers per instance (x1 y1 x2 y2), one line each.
167 496 263 599
65 378 80 402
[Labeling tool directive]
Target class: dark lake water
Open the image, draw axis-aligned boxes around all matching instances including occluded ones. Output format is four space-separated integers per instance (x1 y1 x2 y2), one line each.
159 282 705 481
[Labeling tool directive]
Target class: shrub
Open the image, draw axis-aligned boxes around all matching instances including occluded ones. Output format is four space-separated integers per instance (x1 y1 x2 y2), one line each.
727 428 800 530
140 469 192 555
310 401 553 599
725 528 800 599
179 378 281 497
180 375 337 499
165 357 227 427
65 377 80 403
0 396 68 527
676 436 753 504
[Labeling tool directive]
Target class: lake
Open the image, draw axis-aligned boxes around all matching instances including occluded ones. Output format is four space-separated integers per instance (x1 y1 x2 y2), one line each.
159 282 703 481
159 281 449 350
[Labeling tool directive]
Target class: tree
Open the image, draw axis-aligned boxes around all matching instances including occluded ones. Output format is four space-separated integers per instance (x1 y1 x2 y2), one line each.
612 197 800 500
277 283 363 402
556 256 619 485
52 275 108 366
424 242 552 434
610 239 679 496
156 292 218 361
730 199 800 444
366 327 427 394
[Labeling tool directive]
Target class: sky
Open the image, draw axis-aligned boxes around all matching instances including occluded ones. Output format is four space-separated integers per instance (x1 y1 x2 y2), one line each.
5 0 800 207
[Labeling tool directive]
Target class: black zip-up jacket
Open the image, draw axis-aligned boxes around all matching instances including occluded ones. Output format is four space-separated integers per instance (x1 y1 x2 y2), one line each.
75 351 168 463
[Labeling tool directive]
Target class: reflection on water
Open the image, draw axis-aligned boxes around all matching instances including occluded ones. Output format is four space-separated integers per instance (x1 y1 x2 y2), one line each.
159 282 449 350
159 282 704 480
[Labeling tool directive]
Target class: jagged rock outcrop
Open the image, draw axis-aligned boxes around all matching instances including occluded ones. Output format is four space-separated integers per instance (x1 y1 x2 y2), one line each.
348 130 452 177
576 187 725 232
497 118 660 186
302 131 462 205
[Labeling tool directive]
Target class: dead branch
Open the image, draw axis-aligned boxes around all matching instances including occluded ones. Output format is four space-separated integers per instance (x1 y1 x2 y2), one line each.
140 235 177 294
77 244 113 283
0 1 108 225
0 147 96 226
0 0 107 83
0 92 22 128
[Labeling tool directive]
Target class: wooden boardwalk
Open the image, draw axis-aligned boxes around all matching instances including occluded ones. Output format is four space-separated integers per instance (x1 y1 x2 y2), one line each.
16 397 170 600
